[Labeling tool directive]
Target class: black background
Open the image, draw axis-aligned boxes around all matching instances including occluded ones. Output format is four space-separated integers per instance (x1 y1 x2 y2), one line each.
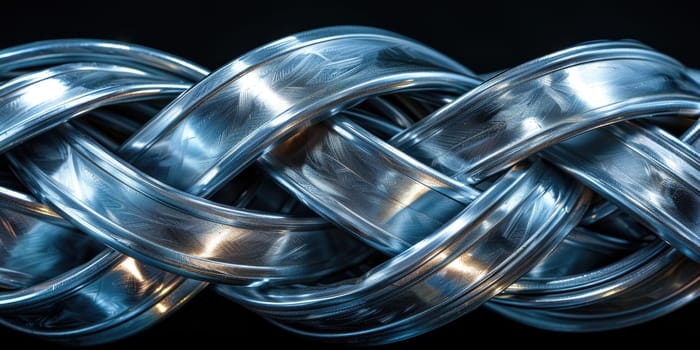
1 0 699 348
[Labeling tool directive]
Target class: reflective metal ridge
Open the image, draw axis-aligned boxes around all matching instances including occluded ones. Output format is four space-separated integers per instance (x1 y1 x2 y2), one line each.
0 28 698 345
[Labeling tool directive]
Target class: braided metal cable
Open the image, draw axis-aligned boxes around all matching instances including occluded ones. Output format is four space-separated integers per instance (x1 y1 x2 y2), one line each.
1 26 700 345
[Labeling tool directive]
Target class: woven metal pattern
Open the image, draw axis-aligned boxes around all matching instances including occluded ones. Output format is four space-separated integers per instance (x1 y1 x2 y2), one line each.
1 26 699 345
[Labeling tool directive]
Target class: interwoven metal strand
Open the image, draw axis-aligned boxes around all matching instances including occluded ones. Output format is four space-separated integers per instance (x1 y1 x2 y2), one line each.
1 26 699 345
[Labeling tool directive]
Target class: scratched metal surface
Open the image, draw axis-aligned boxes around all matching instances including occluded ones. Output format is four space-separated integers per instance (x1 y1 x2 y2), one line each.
0 25 699 346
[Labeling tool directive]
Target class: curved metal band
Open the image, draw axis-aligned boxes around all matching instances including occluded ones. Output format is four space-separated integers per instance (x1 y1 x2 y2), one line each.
119 26 478 196
1 27 485 282
218 160 589 344
544 121 700 260
0 39 208 81
0 176 205 345
487 249 700 332
260 116 480 253
1 27 700 345
8 124 368 283
458 45 700 330
389 41 700 183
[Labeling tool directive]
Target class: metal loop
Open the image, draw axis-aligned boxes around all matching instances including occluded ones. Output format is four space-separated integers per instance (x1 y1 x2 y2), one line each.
0 26 699 345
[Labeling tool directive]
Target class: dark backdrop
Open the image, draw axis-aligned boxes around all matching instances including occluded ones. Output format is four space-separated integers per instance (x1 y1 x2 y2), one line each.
1 0 698 348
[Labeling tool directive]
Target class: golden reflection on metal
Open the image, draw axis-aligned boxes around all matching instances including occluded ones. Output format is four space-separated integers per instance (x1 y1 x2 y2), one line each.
118 257 145 282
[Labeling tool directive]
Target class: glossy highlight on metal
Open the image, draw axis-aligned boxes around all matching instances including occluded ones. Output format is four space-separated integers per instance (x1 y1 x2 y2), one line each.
0 26 699 345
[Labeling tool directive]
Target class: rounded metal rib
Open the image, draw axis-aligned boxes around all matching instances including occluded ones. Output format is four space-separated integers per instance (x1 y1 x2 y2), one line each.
218 160 589 345
0 27 699 345
0 173 204 345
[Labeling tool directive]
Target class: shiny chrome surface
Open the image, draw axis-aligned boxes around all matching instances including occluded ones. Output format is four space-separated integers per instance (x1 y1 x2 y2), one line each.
119 26 476 195
10 124 369 283
0 26 699 345
218 160 589 344
485 112 700 331
260 116 480 254
0 172 205 345
389 40 700 183
0 37 369 284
